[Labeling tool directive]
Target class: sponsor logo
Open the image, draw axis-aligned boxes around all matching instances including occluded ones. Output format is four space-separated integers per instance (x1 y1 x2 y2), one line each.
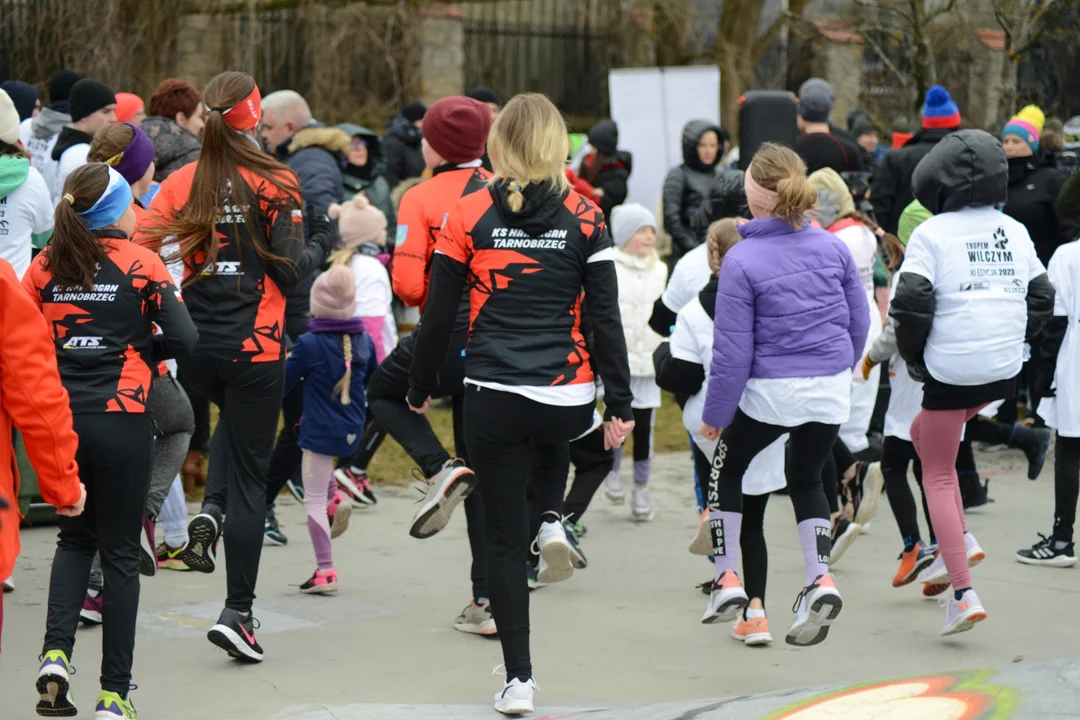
62 336 104 350
490 227 569 250
395 225 408 248
958 281 990 292
993 227 1009 250
1004 278 1027 293
202 261 243 276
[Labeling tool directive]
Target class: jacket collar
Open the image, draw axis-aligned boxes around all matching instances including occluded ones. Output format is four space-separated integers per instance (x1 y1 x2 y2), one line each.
613 248 658 269
738 216 805 239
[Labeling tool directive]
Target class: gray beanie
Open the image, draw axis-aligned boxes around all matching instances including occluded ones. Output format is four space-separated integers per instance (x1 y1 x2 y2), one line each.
798 78 834 123
611 203 656 249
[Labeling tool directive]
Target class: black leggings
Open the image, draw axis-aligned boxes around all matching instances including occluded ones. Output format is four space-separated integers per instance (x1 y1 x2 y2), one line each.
464 386 593 682
1055 434 1080 543
343 417 389 473
631 407 653 462
881 436 935 545
563 427 614 524
711 409 835 524
43 413 153 694
741 493 770 603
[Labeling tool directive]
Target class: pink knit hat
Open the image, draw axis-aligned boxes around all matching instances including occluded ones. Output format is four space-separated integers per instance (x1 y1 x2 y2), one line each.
309 265 356 321
329 194 387 250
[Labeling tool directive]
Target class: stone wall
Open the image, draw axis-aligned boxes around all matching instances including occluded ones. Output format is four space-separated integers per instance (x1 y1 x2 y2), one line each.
417 4 466 105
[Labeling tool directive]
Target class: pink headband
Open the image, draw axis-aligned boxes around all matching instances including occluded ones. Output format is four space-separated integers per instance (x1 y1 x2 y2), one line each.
745 165 779 213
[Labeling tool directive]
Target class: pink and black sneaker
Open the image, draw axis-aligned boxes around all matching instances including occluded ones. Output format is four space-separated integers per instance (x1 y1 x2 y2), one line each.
328 491 353 539
80 590 103 625
335 466 377 506
300 568 338 594
139 515 157 577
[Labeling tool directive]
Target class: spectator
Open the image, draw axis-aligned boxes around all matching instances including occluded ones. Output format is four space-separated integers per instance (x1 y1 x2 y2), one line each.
337 123 395 227
21 69 82 197
114 92 146 125
51 79 116 203
1 80 38 122
663 119 723 261
465 86 500 123
579 119 632 220
891 115 913 149
871 85 962 235
0 90 53 275
143 78 205 182
794 78 864 175
852 118 887 168
383 100 426 189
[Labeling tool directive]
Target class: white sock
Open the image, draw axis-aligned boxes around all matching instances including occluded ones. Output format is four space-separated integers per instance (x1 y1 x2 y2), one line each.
746 606 766 619
87 588 100 598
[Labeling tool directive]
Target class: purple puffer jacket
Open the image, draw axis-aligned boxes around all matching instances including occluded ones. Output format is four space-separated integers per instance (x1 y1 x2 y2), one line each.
702 217 870 428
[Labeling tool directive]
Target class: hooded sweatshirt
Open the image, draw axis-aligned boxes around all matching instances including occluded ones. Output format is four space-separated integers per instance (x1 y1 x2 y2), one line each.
383 114 426 189
662 120 722 259
0 156 53 278
51 126 94 202
20 107 70 198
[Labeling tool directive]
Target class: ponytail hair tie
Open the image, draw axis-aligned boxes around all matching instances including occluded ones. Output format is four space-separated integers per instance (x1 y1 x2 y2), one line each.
106 151 124 167
875 226 885 238
345 360 352 369
63 193 75 205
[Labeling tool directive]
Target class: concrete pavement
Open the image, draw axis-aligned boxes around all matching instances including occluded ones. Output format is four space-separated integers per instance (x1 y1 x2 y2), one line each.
2 445 1077 719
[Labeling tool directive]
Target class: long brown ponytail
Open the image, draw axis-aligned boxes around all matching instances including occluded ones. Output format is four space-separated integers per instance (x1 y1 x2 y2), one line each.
47 164 111 291
333 334 353 405
138 71 302 282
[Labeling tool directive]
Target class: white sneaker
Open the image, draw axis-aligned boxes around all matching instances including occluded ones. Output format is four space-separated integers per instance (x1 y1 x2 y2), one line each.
940 588 987 636
453 600 496 636
854 462 885 525
630 487 655 522
701 571 749 624
965 532 986 566
786 574 843 647
494 677 535 715
601 471 625 504
919 534 985 585
535 521 574 584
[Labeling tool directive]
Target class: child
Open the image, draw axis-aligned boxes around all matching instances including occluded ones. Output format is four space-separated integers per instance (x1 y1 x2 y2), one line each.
891 130 1054 635
656 218 786 646
285 265 377 593
578 119 631 220
603 203 667 521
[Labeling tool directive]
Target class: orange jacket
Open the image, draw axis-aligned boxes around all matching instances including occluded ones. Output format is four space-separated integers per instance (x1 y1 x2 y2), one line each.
0 258 81 583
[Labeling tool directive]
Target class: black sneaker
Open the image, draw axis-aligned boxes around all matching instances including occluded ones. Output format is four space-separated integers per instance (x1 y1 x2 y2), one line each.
178 504 222 574
207 608 264 663
285 478 305 502
263 507 288 546
960 474 991 510
1016 533 1078 568
1009 425 1051 480
562 520 588 569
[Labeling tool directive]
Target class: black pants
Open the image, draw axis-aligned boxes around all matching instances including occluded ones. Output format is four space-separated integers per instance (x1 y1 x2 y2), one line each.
711 409 835 524
964 416 1012 446
178 369 211 453
819 449 839 515
363 331 487 599
264 317 313 503
183 358 284 613
343 417 389 472
881 436 935 545
1055 434 1080 543
563 427 614 524
631 407 653 462
43 413 153 694
464 385 593 681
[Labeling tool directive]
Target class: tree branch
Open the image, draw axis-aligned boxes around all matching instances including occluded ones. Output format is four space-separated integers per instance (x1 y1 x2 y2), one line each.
854 26 910 88
751 0 810 61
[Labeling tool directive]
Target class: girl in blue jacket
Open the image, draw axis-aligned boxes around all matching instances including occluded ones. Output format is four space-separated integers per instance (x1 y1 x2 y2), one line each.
285 265 378 593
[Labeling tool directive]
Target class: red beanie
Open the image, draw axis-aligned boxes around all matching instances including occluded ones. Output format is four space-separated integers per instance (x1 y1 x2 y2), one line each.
422 97 492 165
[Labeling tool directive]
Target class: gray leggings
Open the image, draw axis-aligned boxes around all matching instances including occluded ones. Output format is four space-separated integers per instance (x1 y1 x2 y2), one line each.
89 374 194 590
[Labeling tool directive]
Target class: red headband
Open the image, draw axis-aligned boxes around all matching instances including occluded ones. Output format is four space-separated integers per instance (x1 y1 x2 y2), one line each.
213 83 262 131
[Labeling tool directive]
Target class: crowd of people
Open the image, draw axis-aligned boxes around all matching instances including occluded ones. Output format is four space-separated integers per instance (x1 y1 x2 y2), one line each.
0 64 1076 720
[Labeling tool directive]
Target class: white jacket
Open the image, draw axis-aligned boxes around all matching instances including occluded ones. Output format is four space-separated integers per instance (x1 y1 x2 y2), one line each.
614 249 667 376
1038 241 1080 437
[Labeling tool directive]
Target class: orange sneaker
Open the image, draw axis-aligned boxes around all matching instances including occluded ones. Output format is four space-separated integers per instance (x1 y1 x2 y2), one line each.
732 614 772 646
892 543 936 587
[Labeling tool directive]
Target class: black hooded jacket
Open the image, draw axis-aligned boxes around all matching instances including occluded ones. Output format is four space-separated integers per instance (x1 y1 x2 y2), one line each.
338 123 396 227
1002 153 1077 267
580 120 632 221
891 130 1056 405
871 127 957 235
662 120 722 259
383 114 426 189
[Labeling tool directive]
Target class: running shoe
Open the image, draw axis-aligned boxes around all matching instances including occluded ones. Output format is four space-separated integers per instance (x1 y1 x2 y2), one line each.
178 504 221 573
155 543 190 571
335 466 377 506
409 459 477 539
453 600 497 636
566 521 587 538
918 534 985 586
138 516 156 578
299 568 338 594
36 649 77 717
732 614 772 646
93 689 136 719
494 677 535 715
701 570 749 624
534 520 575 584
689 510 712 556
562 520 588 569
1016 533 1078 568
207 607 263 663
892 543 936 587
3 575 13 592
960 474 992 509
630 487 656 522
786 573 843 647
328 491 353 539
940 588 988 636
830 517 861 564
854 462 884 526
285 478 305 502
80 591 103 625
264 506 288 546
526 563 545 591
601 471 625 504
1010 424 1051 480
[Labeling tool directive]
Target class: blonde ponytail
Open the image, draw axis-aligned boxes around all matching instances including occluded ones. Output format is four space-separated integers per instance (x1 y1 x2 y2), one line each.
750 143 816 227
487 93 570 208
333 334 353 405
507 180 525 212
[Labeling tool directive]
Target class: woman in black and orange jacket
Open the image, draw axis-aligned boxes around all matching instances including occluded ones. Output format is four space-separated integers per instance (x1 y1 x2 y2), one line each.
407 93 634 716
134 71 331 664
26 163 196 717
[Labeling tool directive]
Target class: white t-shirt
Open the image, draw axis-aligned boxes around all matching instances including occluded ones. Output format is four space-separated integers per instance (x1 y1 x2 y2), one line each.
898 207 1045 387
54 144 90 201
660 242 711 319
1037 241 1080 437
741 371 853 428
669 296 786 495
21 125 60 203
0 165 53 279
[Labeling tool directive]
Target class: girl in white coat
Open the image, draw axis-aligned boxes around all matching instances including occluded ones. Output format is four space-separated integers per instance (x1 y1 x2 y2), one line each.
603 203 667 521
0 90 53 278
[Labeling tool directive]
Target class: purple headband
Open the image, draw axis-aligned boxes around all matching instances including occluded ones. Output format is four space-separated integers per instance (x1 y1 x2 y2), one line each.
105 122 155 186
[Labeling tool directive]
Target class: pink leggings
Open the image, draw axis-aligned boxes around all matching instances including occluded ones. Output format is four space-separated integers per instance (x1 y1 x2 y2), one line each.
910 405 985 590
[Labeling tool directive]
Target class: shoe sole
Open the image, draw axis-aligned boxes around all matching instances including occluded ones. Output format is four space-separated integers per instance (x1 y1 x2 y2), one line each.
158 559 191 571
567 544 588 570
79 609 102 625
786 591 843 647
1016 554 1079 568
893 554 937 587
454 621 497 636
941 609 988 636
603 488 625 505
361 490 378 506
631 508 656 522
300 583 338 594
701 593 748 624
923 582 950 597
334 470 375 507
178 515 218 574
330 501 352 539
734 632 773 646
494 699 534 715
921 551 985 585
36 672 77 717
262 533 286 547
537 538 575 584
830 523 861 565
207 624 263 663
139 528 157 578
409 469 477 539
689 521 712 556
855 464 884 526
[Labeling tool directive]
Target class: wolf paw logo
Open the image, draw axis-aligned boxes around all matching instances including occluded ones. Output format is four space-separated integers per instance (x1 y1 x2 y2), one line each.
993 227 1008 250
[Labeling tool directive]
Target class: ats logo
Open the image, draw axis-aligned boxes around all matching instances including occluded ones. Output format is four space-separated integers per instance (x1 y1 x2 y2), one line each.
202 261 243 277
63 336 104 350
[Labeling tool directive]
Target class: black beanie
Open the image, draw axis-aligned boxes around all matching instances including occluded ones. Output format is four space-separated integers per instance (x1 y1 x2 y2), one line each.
466 86 500 107
1 81 38 122
69 79 116 123
401 101 427 124
49 69 83 106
